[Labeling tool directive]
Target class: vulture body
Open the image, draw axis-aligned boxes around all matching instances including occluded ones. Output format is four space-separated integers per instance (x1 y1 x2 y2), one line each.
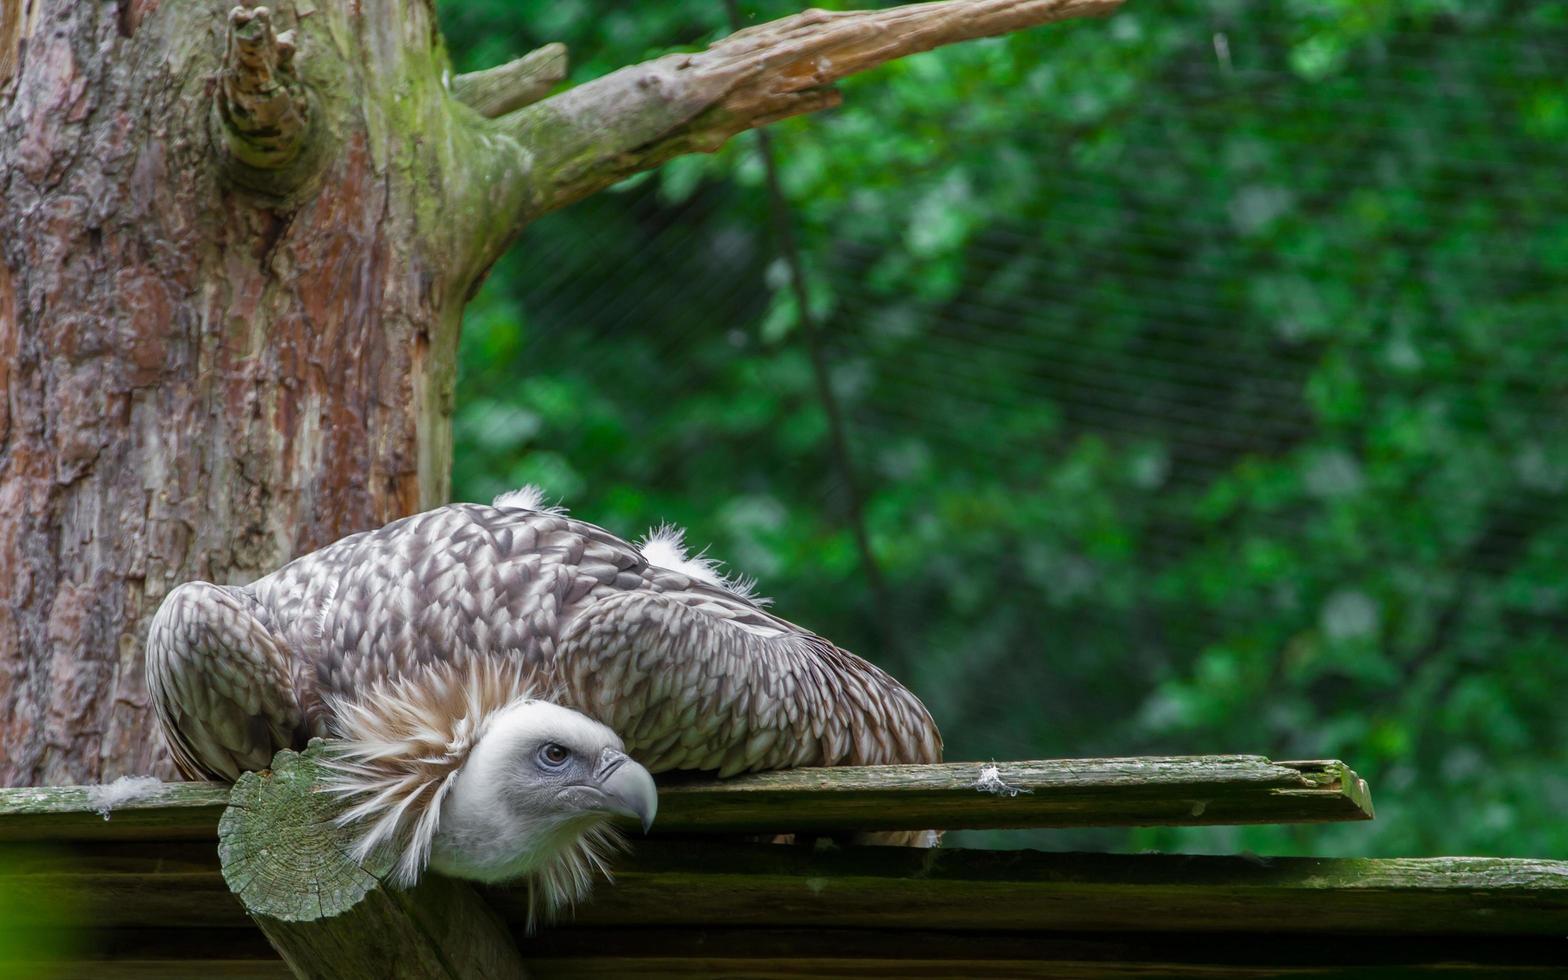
146 488 941 911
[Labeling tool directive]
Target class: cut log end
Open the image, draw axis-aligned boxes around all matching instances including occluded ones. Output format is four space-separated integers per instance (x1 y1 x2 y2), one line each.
218 744 388 922
215 745 528 977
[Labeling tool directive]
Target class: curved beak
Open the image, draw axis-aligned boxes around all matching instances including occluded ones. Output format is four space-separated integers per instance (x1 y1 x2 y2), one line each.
594 747 658 834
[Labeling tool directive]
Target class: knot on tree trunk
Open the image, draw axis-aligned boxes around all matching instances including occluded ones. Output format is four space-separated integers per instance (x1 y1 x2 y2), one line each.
213 5 322 197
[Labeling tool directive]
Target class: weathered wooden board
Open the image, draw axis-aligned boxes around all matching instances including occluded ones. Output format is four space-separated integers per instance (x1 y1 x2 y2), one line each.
0 755 1372 842
542 842 1568 937
521 928 1568 978
19 928 1568 979
651 756 1374 833
2 842 1565 977
0 842 248 929
4 928 285 980
4 841 1563 937
0 781 229 842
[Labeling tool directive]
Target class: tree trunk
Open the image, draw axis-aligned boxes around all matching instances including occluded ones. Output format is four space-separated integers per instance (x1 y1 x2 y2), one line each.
0 0 500 784
0 0 1118 786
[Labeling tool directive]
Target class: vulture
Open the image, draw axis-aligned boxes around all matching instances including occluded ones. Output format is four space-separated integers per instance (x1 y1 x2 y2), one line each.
146 487 941 917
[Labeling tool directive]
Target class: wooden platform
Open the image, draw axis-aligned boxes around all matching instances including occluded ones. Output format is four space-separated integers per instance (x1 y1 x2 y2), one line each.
0 755 1373 842
2 756 1565 978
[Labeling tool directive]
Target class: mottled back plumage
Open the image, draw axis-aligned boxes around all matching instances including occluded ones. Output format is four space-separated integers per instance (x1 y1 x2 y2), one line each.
148 489 942 792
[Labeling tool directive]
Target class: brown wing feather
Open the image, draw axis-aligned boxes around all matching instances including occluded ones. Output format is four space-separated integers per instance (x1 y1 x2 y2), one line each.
554 588 942 777
145 582 306 780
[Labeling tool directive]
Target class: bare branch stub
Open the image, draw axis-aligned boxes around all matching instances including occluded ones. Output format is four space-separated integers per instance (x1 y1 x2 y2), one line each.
505 0 1123 216
213 5 316 191
452 42 569 118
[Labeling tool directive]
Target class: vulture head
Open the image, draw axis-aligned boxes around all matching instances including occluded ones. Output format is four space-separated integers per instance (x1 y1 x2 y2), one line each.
428 699 657 883
322 658 657 923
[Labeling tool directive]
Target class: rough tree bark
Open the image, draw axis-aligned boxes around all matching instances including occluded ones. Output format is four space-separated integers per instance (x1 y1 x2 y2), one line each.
0 0 1119 786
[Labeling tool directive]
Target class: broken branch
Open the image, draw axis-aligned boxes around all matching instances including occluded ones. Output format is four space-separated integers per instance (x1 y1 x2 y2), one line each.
502 0 1122 216
452 42 568 118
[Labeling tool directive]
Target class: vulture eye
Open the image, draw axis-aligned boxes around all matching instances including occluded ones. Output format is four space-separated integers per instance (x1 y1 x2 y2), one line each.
537 743 571 769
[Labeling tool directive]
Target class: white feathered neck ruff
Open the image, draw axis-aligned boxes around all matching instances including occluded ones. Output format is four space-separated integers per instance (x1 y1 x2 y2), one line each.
319 657 624 925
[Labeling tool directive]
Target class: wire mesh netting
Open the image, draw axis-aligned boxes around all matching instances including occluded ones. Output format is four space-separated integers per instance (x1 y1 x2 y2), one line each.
447 2 1568 857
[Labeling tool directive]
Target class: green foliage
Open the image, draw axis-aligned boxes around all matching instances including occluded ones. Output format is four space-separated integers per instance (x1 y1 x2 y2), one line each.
443 1 1568 858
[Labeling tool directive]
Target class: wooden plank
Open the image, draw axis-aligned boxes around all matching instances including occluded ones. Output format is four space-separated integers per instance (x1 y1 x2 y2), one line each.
6 840 1564 938
0 780 229 842
19 928 1568 979
0 755 1372 842
651 756 1374 833
526 842 1568 937
14 926 1568 979
0 842 249 929
521 927 1568 978
4 928 287 979
41 963 287 980
21 961 287 980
